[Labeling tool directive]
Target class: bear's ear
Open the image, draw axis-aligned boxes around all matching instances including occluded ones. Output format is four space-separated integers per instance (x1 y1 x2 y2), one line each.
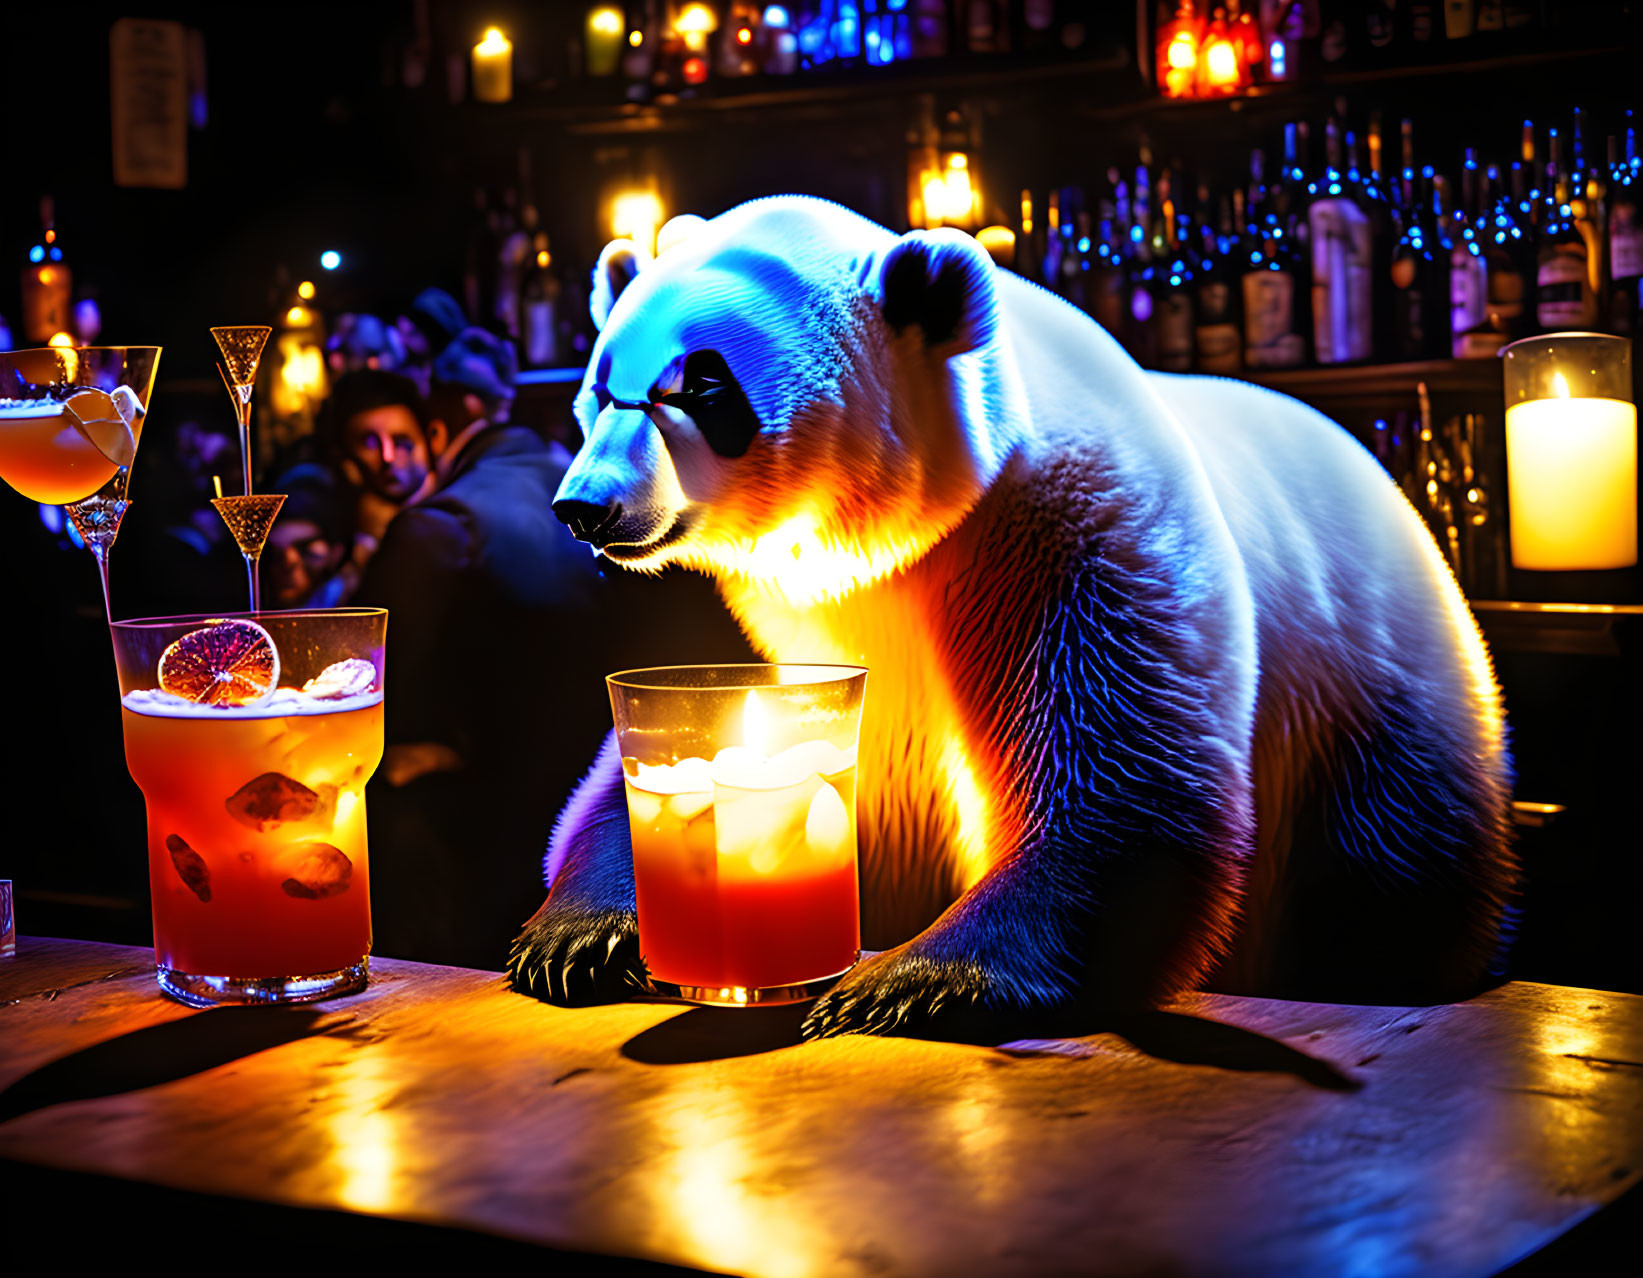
879 228 999 357
590 239 651 332
656 213 708 256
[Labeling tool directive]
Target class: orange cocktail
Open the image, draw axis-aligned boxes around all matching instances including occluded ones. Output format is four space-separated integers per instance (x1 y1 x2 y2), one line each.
0 400 121 504
112 610 387 1006
626 756 860 993
609 665 867 1005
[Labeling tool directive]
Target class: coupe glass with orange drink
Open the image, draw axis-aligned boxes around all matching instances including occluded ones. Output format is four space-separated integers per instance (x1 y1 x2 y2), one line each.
111 609 387 1006
0 346 160 620
608 664 867 1005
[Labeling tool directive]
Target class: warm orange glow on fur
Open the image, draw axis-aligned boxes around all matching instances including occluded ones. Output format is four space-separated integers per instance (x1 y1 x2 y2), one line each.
720 510 941 607
937 732 993 891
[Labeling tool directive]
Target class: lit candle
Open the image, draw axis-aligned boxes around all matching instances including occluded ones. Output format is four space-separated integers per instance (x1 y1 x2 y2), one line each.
608 667 867 1004
1502 333 1637 571
586 6 624 76
471 28 512 104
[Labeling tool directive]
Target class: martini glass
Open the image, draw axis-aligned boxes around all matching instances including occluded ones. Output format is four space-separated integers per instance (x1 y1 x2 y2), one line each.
0 346 162 621
210 325 276 609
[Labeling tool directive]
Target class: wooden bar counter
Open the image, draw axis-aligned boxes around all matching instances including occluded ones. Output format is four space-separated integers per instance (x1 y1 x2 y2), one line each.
2 937 1639 1274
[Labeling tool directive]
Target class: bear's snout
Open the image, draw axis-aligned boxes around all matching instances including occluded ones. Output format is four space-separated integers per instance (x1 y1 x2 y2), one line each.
553 498 624 548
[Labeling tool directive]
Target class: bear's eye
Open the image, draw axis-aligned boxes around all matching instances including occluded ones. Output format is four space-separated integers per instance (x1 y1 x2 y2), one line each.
659 350 760 459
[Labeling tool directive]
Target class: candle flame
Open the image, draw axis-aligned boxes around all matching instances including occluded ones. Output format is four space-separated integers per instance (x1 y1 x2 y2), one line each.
742 689 770 758
477 28 510 53
1552 372 1572 399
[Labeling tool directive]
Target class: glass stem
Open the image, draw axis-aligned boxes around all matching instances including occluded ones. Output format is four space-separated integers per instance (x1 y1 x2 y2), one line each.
239 411 254 497
245 552 261 614
90 539 114 625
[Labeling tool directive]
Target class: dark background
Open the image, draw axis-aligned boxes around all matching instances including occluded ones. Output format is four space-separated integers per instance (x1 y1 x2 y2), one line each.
1 2 1638 993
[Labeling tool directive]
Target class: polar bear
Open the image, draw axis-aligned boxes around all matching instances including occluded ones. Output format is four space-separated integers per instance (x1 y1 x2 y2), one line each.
507 196 1515 1037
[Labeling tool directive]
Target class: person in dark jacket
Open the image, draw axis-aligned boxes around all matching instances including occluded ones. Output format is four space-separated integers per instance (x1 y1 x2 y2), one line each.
358 329 750 967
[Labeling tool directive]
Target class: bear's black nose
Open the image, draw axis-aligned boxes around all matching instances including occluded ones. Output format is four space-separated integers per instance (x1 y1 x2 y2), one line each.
553 498 624 548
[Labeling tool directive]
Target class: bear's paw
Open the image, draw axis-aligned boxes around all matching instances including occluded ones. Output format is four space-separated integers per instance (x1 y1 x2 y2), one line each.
507 900 647 1007
801 945 1000 1041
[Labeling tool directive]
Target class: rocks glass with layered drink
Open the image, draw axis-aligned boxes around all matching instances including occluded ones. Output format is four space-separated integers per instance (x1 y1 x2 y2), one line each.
608 664 868 1005
111 609 386 1006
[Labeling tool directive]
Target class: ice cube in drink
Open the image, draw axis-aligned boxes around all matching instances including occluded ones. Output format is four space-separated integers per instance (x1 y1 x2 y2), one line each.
625 745 860 997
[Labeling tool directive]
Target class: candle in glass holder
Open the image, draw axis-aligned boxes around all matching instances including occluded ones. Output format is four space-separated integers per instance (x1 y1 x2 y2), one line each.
608 665 867 1005
472 28 512 103
1501 332 1637 571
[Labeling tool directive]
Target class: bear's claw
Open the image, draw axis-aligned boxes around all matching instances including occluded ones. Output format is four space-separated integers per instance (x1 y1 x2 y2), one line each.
802 947 990 1040
507 904 647 1006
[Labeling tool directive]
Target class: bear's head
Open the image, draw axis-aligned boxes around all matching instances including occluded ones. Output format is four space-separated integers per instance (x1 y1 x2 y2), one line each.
554 196 1015 604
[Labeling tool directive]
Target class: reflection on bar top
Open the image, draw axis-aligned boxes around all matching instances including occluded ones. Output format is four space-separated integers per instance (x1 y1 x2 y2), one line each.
1470 600 1643 616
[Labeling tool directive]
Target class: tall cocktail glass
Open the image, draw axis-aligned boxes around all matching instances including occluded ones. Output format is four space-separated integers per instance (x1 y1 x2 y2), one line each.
0 345 161 620
608 664 867 1005
111 608 387 1007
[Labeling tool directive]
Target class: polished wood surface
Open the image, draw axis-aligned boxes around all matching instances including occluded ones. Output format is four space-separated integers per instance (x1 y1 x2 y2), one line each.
2 939 1639 1275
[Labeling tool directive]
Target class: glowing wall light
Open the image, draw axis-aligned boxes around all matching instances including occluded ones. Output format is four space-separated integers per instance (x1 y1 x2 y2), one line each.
472 27 512 103
587 7 625 76
676 3 719 52
1197 6 1246 96
1156 1 1201 99
613 188 666 255
918 152 979 230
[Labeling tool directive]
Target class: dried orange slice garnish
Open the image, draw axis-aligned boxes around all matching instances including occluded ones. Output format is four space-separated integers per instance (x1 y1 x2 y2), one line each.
158 619 280 707
63 387 137 468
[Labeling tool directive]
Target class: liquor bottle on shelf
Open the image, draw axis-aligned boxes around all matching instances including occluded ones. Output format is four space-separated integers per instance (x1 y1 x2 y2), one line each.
1389 123 1448 360
1365 112 1399 357
1016 189 1042 284
1449 147 1491 357
1016 0 1056 52
1125 155 1158 366
521 232 563 369
1607 120 1642 336
1041 188 1064 293
1061 196 1092 314
1155 168 1196 372
1443 0 1476 40
965 0 1010 55
1243 146 1306 369
1195 185 1243 374
493 192 531 340
20 196 71 345
1091 173 1127 337
1536 126 1599 331
1481 163 1530 344
1405 0 1439 43
1309 115 1373 364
